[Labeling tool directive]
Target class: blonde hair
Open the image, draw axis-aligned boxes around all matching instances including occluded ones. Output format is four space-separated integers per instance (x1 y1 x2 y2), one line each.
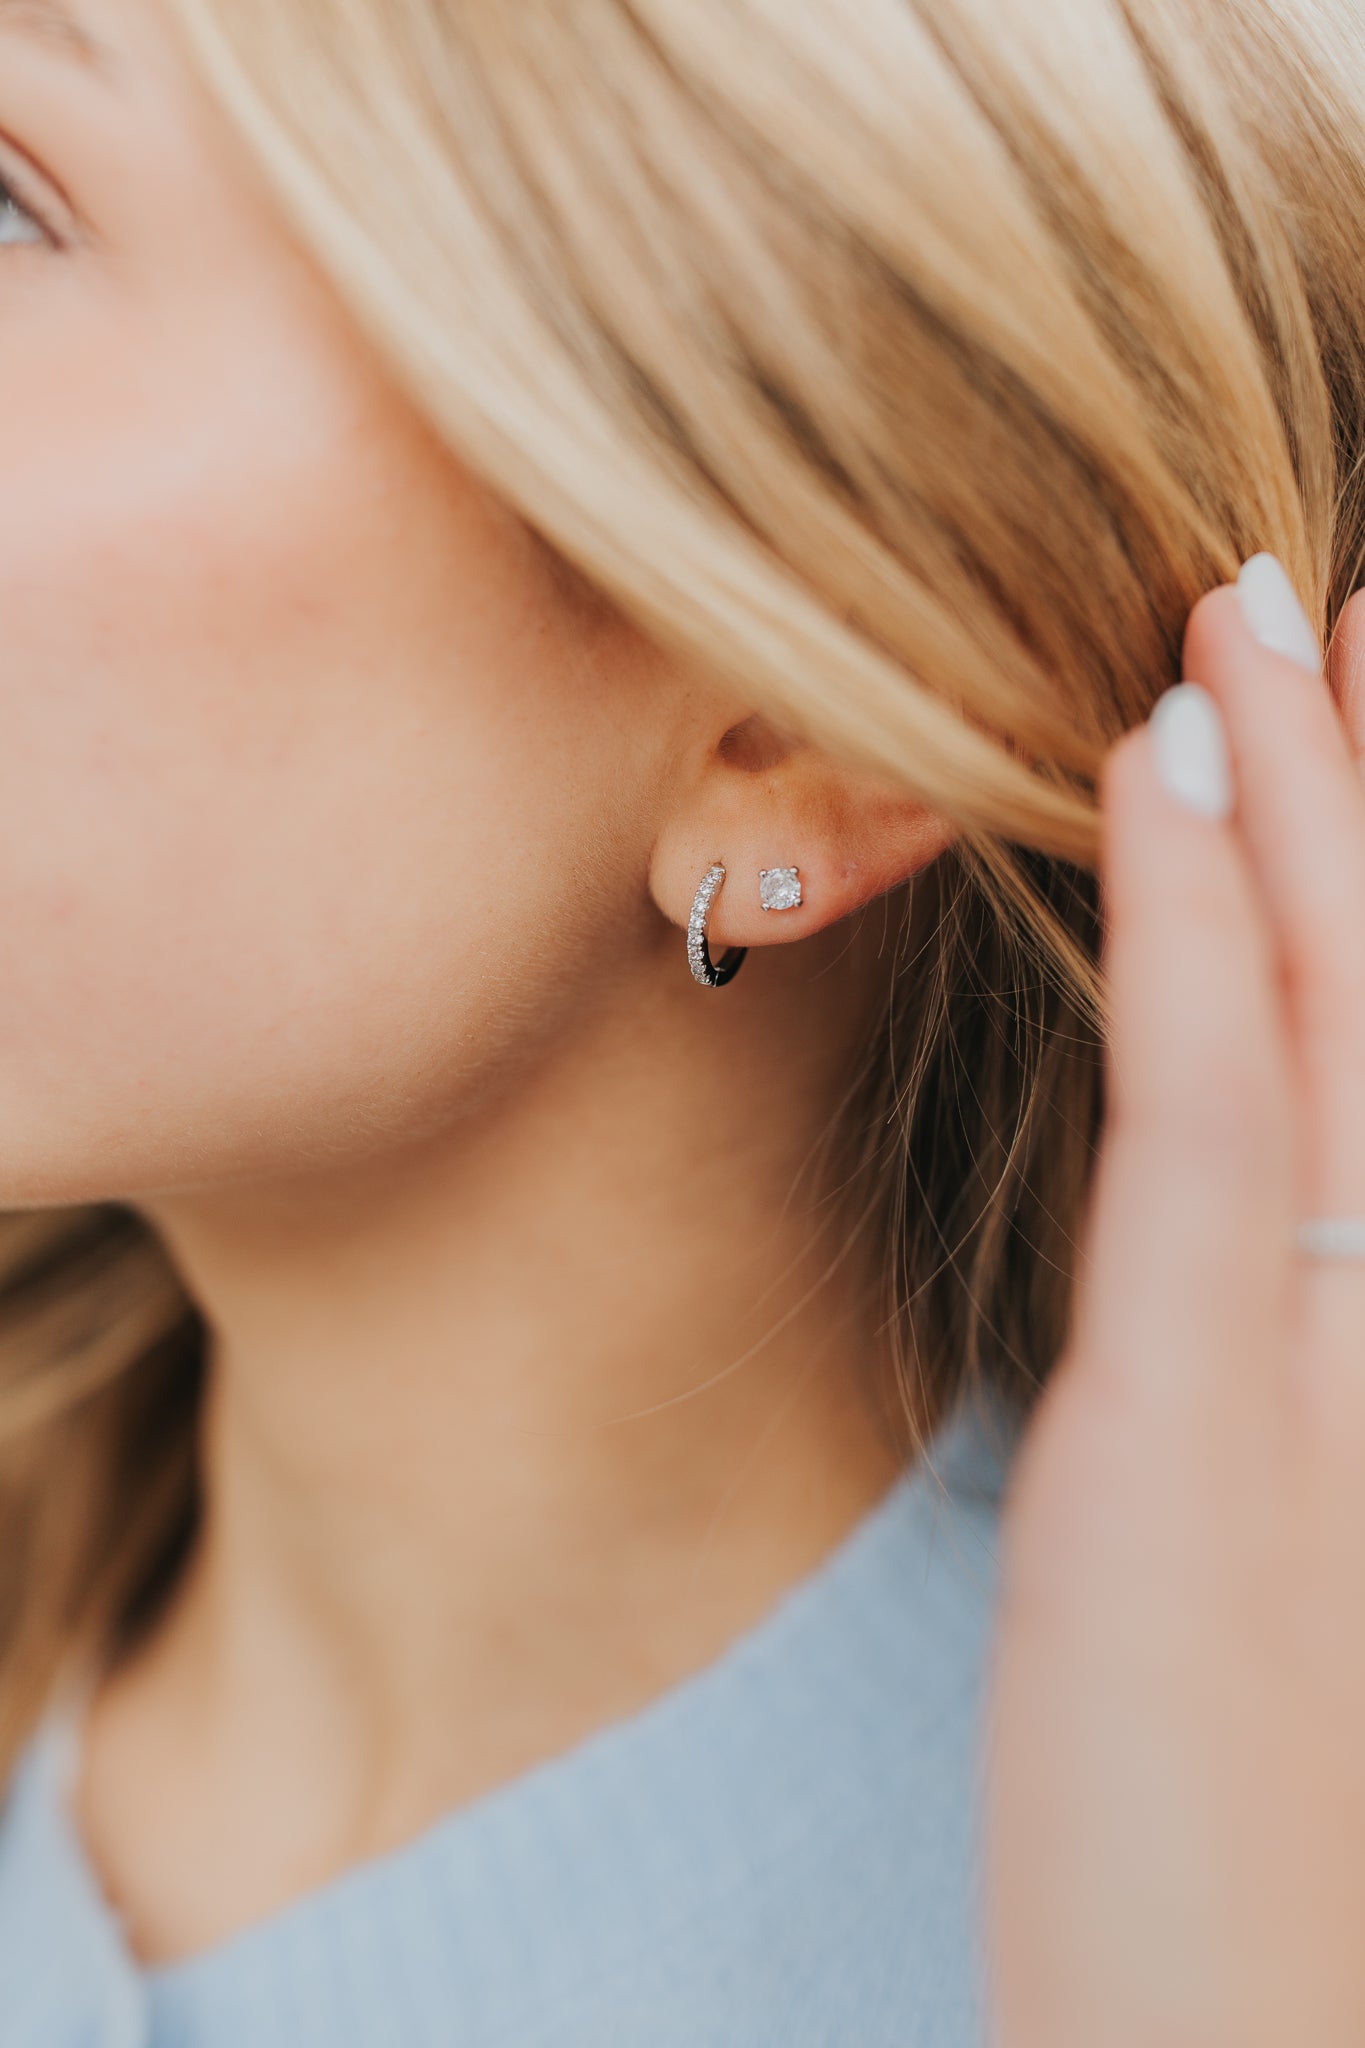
2 0 1364 1773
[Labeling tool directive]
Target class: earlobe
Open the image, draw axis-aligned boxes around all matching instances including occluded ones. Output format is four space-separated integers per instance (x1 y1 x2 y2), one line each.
686 859 808 988
659 802 955 971
650 701 958 959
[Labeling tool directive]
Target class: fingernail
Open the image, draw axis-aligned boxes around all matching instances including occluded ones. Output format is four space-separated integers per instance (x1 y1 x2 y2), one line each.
1149 683 1234 819
1236 553 1321 672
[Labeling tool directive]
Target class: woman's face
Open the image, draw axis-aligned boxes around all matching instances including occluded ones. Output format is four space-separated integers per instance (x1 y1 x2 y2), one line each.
0 0 725 1205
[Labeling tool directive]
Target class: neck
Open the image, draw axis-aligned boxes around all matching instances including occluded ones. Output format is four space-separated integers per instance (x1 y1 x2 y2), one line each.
77 910 907 1960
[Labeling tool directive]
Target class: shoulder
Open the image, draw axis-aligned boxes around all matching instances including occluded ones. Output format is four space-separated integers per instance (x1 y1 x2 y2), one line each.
490 1378 1020 2048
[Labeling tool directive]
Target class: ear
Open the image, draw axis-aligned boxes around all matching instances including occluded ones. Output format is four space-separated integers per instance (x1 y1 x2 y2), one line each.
1330 588 1365 766
648 710 957 950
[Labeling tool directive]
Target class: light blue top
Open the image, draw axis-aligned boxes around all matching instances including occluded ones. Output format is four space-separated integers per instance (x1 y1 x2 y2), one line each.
0 1380 1021 2048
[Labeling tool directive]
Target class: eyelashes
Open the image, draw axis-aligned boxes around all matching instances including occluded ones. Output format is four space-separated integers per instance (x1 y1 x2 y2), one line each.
0 146 61 248
0 175 43 245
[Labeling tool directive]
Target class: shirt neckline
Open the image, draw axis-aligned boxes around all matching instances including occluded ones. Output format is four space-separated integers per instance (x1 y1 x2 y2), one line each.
5 1378 1019 2046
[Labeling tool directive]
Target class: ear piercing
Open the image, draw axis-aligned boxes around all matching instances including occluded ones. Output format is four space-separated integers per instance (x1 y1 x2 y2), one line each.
758 866 802 912
687 862 802 988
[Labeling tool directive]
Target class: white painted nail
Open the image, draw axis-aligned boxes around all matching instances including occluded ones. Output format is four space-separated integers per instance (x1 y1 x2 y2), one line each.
1149 683 1234 820
1236 553 1321 672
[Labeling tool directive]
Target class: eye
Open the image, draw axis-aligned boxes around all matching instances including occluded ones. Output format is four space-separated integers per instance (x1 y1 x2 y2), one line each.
0 174 47 249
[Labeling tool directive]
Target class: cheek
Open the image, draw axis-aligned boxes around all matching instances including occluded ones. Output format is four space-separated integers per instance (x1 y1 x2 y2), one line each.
0 320 650 1204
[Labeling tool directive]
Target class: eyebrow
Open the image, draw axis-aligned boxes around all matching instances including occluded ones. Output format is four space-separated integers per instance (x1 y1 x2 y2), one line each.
0 0 118 77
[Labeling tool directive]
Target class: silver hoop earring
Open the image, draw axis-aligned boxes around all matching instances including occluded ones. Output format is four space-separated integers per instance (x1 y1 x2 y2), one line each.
687 863 748 988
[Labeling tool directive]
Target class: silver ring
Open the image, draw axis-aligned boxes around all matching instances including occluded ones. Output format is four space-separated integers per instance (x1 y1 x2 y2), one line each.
1296 1217 1365 1262
687 862 748 988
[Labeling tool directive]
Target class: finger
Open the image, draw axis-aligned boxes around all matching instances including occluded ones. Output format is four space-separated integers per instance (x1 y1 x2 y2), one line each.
1183 569 1365 1223
1071 698 1297 1415
1184 565 1365 1420
1183 575 1365 1024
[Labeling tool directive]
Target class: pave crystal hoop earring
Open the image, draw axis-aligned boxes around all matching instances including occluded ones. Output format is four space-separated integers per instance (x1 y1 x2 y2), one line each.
687 863 748 988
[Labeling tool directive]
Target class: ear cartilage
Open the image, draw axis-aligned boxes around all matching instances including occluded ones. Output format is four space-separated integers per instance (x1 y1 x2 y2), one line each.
758 866 802 911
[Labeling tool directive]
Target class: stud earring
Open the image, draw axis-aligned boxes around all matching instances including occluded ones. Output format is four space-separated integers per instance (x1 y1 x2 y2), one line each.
687 863 748 988
758 865 802 912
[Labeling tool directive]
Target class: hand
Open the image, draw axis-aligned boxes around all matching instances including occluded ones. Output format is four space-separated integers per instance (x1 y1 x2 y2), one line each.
983 558 1365 2047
